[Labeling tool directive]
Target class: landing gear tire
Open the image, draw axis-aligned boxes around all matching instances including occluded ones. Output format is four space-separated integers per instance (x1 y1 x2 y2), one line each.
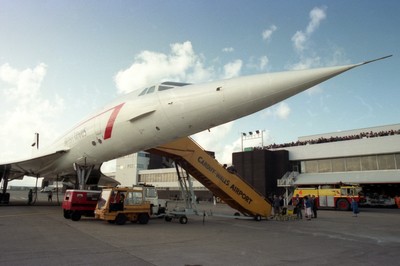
116 214 127 225
71 211 82 221
179 216 188 224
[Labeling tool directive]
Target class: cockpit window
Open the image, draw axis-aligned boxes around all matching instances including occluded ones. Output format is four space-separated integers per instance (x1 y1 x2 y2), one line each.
147 86 155 94
162 81 191 87
138 88 148 96
158 85 173 91
139 82 191 96
138 86 156 96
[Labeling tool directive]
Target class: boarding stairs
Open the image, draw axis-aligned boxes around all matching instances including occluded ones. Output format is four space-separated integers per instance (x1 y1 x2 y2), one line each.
277 171 299 205
147 137 272 219
174 163 198 214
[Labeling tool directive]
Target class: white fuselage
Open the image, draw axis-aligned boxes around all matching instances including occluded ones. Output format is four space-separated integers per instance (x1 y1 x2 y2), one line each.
33 62 372 177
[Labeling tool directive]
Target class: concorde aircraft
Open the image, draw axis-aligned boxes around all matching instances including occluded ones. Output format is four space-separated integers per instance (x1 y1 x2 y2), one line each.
0 55 391 201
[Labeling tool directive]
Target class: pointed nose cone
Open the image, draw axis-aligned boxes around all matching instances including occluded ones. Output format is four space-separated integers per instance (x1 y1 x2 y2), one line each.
221 56 391 121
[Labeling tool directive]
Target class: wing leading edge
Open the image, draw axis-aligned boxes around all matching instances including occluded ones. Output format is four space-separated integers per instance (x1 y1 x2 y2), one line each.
0 149 69 180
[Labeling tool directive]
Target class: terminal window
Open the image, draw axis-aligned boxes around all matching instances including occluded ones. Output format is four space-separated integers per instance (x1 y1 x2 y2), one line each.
302 153 400 173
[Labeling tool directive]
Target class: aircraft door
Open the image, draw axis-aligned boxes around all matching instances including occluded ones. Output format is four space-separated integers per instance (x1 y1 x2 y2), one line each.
94 116 103 144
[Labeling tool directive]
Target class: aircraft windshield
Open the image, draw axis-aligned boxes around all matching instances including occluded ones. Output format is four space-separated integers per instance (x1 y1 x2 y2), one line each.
138 82 191 96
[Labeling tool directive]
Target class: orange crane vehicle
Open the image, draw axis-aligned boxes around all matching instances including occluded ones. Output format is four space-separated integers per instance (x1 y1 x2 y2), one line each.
293 184 364 211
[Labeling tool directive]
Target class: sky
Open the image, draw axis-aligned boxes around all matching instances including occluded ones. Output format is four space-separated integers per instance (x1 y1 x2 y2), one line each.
1 1 399 185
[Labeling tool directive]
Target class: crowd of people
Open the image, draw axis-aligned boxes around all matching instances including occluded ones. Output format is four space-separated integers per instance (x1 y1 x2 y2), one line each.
256 129 400 150
272 194 360 219
291 194 318 220
272 194 317 221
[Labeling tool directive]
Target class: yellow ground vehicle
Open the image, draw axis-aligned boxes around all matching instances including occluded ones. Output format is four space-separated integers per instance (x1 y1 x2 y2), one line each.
293 185 363 211
95 187 151 225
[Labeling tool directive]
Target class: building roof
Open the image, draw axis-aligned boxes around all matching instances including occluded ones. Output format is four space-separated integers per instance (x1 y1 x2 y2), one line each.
294 170 400 185
280 134 400 161
298 123 400 142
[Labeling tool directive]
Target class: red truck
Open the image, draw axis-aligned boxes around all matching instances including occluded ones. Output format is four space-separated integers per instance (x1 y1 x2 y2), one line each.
62 190 101 221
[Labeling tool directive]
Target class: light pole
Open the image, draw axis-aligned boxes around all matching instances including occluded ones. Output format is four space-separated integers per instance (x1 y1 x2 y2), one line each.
240 130 265 151
31 133 39 150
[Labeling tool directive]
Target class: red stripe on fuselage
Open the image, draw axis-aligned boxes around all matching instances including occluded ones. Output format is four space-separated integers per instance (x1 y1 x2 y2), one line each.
104 103 125 140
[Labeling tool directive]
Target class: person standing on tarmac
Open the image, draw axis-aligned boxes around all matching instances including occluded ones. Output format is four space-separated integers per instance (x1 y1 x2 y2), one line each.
311 195 318 218
28 189 33 205
351 198 359 217
48 190 53 202
304 196 312 220
295 194 303 219
395 195 400 209
273 195 281 216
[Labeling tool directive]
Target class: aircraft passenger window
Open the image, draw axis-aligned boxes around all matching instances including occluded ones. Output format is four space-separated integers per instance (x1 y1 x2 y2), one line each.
139 88 148 96
147 86 155 94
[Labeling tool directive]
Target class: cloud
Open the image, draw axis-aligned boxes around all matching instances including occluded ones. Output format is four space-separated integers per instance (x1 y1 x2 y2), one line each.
291 31 308 53
261 102 291 120
262 25 277 42
223 60 242 79
0 63 64 160
275 102 291 119
114 41 215 94
306 84 323 96
1 63 46 104
288 56 321 70
291 7 327 53
192 122 237 164
246 56 270 72
259 56 269 70
222 47 234 53
307 7 327 34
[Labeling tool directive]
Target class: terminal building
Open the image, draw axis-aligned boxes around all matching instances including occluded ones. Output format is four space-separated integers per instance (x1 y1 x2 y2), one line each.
115 123 400 203
233 123 400 203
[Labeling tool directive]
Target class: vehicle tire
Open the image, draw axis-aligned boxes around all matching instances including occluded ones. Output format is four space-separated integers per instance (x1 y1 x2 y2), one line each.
254 215 262 221
179 216 188 224
336 199 350 211
115 214 127 225
63 210 71 219
165 216 172 222
138 213 149 224
108 220 115 224
71 211 82 221
158 207 166 215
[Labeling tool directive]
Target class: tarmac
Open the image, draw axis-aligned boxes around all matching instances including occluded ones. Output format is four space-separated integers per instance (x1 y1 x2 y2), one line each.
1 191 400 266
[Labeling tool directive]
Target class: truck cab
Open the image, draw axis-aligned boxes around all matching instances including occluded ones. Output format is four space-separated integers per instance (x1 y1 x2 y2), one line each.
135 184 166 216
95 187 151 225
